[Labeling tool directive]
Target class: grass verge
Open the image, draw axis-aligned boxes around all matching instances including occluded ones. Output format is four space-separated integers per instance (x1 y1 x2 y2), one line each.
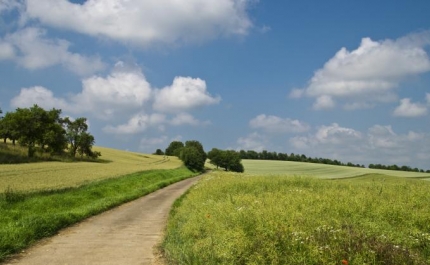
162 171 430 265
0 167 198 262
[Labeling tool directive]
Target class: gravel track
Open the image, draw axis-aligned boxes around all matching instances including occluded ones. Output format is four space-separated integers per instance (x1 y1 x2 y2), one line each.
3 175 201 265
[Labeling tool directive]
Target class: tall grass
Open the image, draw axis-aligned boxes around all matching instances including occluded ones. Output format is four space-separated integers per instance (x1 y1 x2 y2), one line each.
162 172 430 264
0 167 198 262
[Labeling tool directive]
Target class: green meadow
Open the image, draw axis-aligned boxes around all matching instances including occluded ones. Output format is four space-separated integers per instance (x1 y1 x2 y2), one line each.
242 159 430 179
162 165 430 264
0 144 196 262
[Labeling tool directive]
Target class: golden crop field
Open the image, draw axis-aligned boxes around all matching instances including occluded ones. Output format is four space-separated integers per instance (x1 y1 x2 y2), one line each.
0 146 182 192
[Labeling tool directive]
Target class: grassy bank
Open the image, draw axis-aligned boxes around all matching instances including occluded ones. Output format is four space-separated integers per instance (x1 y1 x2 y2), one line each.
162 171 430 264
0 167 198 262
0 146 182 192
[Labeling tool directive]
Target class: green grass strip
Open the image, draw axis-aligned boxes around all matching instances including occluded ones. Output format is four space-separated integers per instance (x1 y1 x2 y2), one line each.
162 171 430 265
0 167 198 262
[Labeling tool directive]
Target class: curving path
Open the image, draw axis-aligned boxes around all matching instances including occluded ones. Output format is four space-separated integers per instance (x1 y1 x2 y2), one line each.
4 175 201 265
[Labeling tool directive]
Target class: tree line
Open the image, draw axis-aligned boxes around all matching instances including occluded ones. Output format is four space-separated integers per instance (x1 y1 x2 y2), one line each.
369 163 430 173
158 141 244 173
238 149 364 168
238 149 430 173
0 105 99 159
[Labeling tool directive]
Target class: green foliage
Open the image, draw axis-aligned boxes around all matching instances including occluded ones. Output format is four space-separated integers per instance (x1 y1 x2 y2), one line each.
63 117 97 158
163 172 430 264
208 148 244 172
0 167 198 262
165 141 184 157
0 106 99 160
179 141 207 172
180 146 205 172
154 149 165 155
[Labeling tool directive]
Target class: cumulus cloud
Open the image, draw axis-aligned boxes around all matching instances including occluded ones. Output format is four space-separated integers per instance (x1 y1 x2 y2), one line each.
103 113 166 134
393 98 427 117
237 132 267 152
170 113 200 126
0 0 23 13
290 123 362 149
11 61 220 135
291 31 430 110
249 114 310 133
24 0 254 47
74 63 153 119
153 77 221 113
313 95 335 110
0 27 105 76
10 86 72 111
290 123 430 168
139 136 169 151
0 41 15 60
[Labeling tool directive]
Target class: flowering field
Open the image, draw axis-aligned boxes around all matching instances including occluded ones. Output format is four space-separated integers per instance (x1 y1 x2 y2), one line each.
0 146 182 192
162 171 430 264
242 159 430 179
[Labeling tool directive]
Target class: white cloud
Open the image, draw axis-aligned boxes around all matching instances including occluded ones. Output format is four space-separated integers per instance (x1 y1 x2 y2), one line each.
293 31 430 110
237 132 267 152
249 114 310 133
0 41 15 60
139 136 169 152
153 76 221 113
426 93 430 105
10 61 220 135
170 113 200 126
393 98 427 117
290 123 430 168
25 0 254 47
0 0 23 13
1 27 105 76
10 86 72 111
313 95 335 110
103 113 166 134
74 63 152 119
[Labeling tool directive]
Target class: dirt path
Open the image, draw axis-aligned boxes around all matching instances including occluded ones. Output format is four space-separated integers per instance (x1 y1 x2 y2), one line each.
4 176 201 265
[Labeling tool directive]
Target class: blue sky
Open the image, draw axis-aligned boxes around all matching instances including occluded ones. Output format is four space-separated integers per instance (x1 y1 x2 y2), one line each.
1 0 430 169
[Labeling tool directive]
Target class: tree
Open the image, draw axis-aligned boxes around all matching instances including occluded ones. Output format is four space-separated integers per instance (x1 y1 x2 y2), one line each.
13 105 64 157
208 148 244 173
179 140 207 172
76 132 99 158
63 117 89 157
208 148 223 169
165 141 184 156
184 140 207 161
0 111 19 144
154 149 164 155
180 146 206 171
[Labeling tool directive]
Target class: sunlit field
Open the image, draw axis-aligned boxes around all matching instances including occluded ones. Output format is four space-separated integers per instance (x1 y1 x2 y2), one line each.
0 146 182 192
162 171 430 264
242 159 430 179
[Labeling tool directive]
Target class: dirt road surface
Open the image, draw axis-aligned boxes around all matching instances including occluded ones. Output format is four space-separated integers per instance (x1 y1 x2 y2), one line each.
4 176 201 265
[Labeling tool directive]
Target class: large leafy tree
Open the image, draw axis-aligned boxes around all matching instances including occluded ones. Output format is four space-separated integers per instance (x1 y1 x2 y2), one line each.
14 105 65 157
0 111 19 144
63 117 97 158
208 148 244 173
180 140 207 172
165 141 184 156
180 146 206 172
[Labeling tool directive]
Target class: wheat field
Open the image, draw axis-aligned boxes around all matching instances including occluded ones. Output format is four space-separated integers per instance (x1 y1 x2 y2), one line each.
0 146 182 192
